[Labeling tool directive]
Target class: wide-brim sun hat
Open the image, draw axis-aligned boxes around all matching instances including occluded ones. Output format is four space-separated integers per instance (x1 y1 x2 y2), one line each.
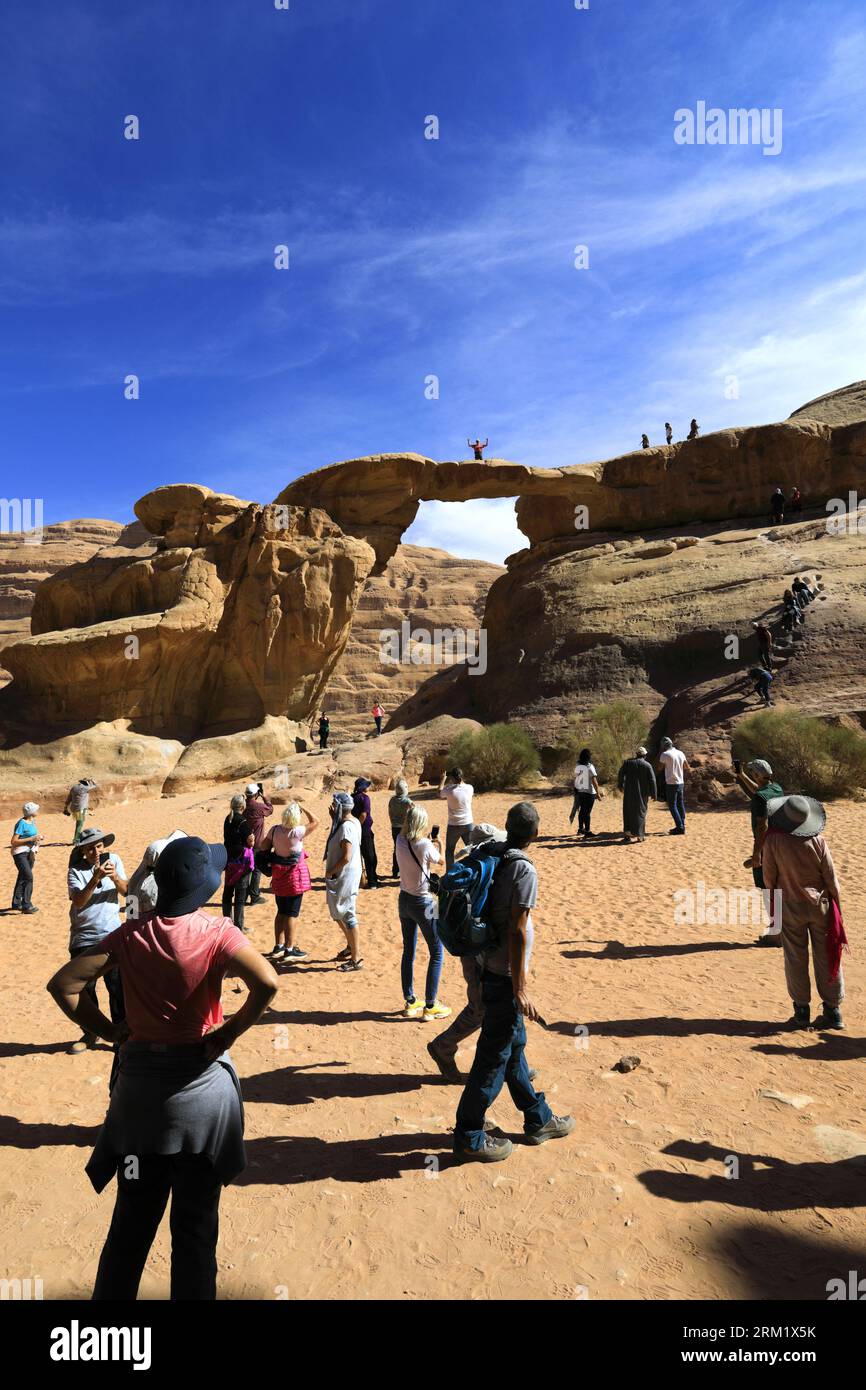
76 826 116 852
354 778 372 791
766 794 826 839
154 836 227 916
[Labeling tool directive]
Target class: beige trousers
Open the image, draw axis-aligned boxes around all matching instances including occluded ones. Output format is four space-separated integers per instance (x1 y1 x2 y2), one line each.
781 903 844 1007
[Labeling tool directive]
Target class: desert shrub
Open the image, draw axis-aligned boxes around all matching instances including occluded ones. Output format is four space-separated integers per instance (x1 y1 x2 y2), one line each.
447 723 540 791
732 712 866 799
555 700 649 785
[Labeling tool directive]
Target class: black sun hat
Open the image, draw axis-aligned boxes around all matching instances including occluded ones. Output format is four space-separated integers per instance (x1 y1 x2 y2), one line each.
154 836 227 916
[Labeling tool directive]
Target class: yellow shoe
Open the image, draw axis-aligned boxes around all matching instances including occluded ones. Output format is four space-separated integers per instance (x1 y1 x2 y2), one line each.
403 998 425 1018
422 1002 452 1022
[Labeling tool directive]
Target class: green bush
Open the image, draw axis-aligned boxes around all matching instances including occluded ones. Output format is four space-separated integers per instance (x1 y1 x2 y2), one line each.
732 712 866 799
447 723 540 791
555 700 649 785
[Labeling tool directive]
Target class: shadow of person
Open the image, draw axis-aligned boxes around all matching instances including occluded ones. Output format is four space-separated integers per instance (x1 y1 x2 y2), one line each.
560 940 754 962
711 1221 866 1301
638 1138 866 1211
236 1129 455 1186
240 1063 430 1107
0 1113 102 1149
753 1034 866 1062
546 1015 784 1040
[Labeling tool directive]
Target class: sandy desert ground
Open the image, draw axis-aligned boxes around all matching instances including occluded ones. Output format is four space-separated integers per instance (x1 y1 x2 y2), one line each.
1 778 865 1302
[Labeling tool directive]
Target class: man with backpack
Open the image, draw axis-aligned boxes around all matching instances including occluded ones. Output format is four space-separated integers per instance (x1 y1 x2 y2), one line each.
447 802 575 1163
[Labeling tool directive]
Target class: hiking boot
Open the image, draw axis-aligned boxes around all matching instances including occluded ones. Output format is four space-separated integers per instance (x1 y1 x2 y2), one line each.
814 1005 844 1030
426 1041 463 1084
455 1135 513 1163
757 932 783 947
789 1004 811 1029
526 1114 576 1145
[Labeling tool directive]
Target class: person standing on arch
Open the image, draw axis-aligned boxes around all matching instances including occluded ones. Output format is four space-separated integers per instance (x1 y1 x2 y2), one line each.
467 437 488 460
665 422 673 445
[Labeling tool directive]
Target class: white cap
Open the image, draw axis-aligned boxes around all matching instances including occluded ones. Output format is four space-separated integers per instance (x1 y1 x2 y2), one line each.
245 783 260 797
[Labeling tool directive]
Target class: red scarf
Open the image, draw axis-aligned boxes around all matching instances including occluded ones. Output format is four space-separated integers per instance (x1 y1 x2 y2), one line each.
827 898 849 983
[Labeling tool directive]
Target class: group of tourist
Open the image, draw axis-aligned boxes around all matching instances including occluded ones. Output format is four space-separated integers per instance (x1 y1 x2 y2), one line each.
5 718 846 1300
312 703 387 751
748 573 820 707
641 420 699 449
769 485 806 525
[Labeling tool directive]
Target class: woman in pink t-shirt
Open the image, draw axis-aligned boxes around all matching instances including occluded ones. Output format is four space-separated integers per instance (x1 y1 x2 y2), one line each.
48 836 278 1301
260 800 319 964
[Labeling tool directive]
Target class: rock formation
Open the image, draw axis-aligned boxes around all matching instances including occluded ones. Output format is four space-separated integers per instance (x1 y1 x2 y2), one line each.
3 381 866 806
324 544 503 738
0 519 127 681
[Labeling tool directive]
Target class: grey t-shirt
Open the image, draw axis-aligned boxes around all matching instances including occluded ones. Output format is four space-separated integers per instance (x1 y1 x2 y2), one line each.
481 847 538 978
68 781 93 812
68 852 126 950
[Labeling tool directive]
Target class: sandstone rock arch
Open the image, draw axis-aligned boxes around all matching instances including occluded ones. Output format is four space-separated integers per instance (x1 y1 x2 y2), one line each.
2 384 866 801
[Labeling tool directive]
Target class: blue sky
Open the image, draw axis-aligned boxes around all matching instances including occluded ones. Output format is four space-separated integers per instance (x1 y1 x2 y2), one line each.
2 0 866 562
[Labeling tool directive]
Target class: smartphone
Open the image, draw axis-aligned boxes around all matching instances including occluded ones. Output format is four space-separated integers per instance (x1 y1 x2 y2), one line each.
99 851 111 865
431 824 440 839
732 758 741 773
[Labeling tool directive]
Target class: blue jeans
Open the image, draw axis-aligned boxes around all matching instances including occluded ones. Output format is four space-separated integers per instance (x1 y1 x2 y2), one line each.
398 892 443 1006
454 973 552 1151
665 782 685 831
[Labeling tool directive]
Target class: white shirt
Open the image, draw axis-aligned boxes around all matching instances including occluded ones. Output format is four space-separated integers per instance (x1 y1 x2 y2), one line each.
325 817 361 876
659 748 687 785
573 763 598 793
439 782 474 825
395 834 441 896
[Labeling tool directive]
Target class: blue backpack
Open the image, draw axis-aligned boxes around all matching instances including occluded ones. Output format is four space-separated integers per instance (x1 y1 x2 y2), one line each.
437 843 527 957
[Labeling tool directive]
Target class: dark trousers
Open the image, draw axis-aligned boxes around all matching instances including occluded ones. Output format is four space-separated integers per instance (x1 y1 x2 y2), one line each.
360 829 379 886
571 792 595 834
11 852 34 909
665 782 686 830
92 1154 222 1301
222 871 250 929
454 973 552 1150
755 676 772 704
246 867 263 904
433 955 484 1059
319 733 329 749
374 717 382 735
390 823 401 877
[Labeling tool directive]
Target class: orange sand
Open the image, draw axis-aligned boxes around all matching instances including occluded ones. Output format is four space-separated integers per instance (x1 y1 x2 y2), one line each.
1 784 864 1301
